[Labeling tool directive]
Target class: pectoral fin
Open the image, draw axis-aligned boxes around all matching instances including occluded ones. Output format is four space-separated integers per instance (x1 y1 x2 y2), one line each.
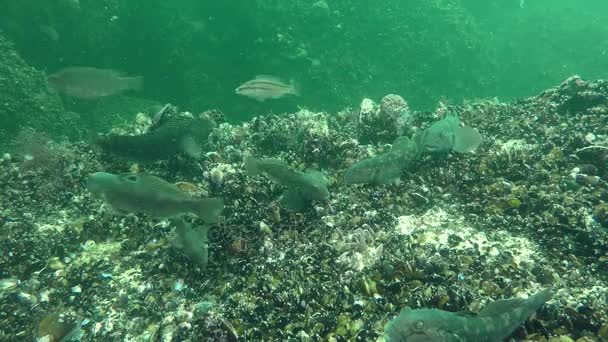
180 136 203 158
281 187 308 211
453 126 482 153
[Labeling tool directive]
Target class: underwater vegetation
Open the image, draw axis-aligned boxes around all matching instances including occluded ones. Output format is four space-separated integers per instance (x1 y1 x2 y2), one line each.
1 76 608 341
1 1 608 341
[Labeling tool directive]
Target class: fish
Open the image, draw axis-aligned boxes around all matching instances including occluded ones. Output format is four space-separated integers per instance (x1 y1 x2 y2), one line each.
86 172 224 223
244 157 329 210
419 114 482 155
384 288 553 342
344 136 421 184
47 66 143 99
170 218 209 266
96 114 216 160
235 75 298 102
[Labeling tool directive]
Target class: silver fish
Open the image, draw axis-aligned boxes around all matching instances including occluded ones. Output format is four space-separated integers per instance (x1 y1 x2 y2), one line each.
235 75 298 101
86 172 224 223
48 66 143 99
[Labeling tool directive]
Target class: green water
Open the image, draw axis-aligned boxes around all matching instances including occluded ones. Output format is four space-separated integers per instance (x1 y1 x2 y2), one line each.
2 1 608 340
1 0 607 131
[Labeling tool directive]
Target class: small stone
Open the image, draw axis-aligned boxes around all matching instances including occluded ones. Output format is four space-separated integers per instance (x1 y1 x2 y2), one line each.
47 257 65 270
548 336 574 342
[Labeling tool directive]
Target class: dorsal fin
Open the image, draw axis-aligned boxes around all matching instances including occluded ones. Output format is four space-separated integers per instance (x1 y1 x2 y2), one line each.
455 311 478 317
479 298 526 316
254 74 287 84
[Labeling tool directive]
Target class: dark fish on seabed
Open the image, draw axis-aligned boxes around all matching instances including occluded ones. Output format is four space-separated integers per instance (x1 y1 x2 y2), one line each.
420 114 482 156
244 157 329 210
344 136 421 185
86 172 224 223
96 114 216 160
170 218 209 266
385 288 553 342
47 66 143 99
235 75 298 102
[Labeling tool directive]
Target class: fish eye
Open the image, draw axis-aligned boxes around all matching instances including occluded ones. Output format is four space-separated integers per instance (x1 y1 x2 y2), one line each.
413 320 424 331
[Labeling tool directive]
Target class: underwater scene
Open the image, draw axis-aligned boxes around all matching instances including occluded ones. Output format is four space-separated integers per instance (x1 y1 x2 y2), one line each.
1 0 608 341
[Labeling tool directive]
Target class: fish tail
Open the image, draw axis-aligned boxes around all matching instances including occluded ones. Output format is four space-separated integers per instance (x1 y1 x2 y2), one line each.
290 79 300 96
191 197 224 223
244 156 260 176
127 76 144 91
528 288 553 308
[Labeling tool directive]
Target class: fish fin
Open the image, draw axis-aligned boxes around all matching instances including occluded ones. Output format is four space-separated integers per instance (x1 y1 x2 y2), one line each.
453 126 482 153
254 74 285 83
190 197 224 223
281 187 307 211
290 79 300 96
479 298 528 316
305 169 328 185
244 156 261 176
105 202 129 216
180 136 203 159
171 233 184 249
391 136 412 151
455 311 478 317
170 217 188 233
374 165 403 184
522 289 553 311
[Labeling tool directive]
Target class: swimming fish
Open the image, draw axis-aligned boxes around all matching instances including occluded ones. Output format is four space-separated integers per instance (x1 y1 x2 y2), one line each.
235 75 298 102
48 66 143 99
244 157 329 210
344 136 421 185
419 114 482 156
170 217 209 266
86 172 224 223
96 115 216 160
385 288 553 342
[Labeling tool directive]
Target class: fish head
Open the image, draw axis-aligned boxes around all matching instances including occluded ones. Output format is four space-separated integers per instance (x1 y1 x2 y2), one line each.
421 122 457 154
344 158 378 184
86 172 121 196
385 309 457 342
309 182 330 201
421 115 461 155
86 172 145 197
303 170 330 200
